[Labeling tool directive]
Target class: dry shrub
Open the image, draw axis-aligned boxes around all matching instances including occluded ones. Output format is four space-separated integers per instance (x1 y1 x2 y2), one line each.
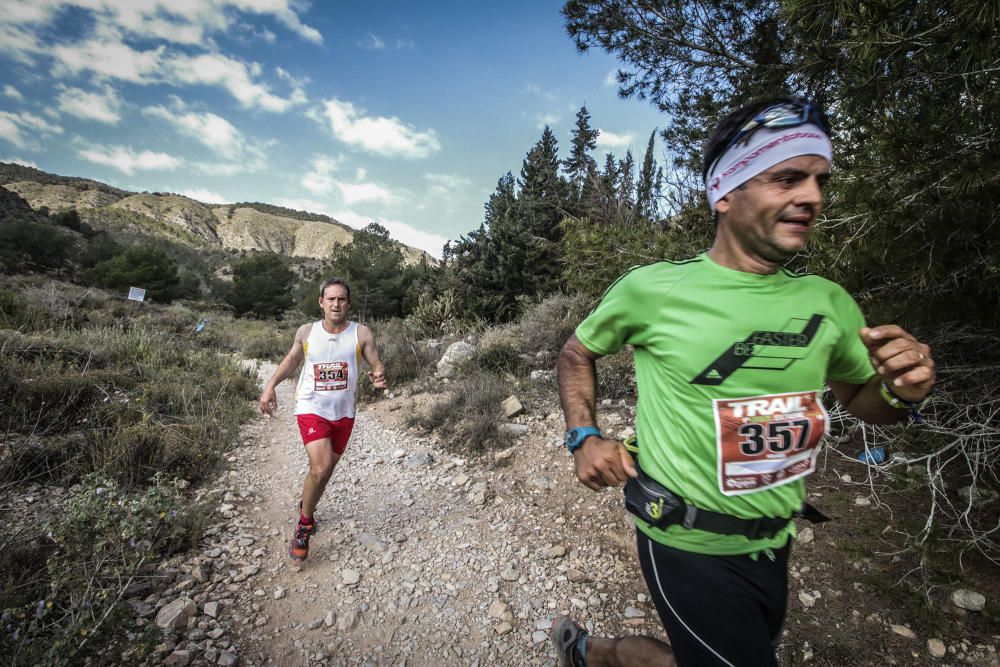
511 293 594 359
597 348 636 401
357 318 438 401
408 370 508 454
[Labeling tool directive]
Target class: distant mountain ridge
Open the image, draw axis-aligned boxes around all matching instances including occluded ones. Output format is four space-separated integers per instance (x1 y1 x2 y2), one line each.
0 162 430 265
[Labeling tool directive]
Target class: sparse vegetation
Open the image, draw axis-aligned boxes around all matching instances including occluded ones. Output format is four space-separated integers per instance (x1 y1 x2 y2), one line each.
408 370 509 454
0 279 267 665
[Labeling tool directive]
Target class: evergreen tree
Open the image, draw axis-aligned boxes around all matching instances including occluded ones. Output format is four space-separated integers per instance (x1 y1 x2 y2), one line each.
226 253 294 318
616 149 637 224
636 131 659 221
513 126 568 302
446 173 517 320
329 223 406 321
563 106 600 204
84 245 184 303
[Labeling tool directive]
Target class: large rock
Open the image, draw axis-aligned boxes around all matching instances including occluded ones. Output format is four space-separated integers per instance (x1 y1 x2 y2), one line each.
437 341 475 378
156 597 197 632
501 396 524 418
951 589 986 612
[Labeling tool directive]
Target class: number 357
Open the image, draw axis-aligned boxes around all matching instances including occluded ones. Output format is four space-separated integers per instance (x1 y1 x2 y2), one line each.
737 420 812 456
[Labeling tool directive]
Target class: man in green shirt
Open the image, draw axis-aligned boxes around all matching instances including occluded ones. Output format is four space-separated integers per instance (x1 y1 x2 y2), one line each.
553 97 936 666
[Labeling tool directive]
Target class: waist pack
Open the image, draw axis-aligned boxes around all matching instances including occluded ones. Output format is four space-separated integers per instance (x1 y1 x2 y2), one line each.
622 437 830 541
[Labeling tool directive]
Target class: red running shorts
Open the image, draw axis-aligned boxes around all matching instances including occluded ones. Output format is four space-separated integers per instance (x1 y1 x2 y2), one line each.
296 414 355 455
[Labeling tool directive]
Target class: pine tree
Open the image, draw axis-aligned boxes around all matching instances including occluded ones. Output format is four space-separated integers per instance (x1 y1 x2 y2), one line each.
226 252 294 318
636 131 659 221
563 106 600 204
329 223 406 321
514 126 568 301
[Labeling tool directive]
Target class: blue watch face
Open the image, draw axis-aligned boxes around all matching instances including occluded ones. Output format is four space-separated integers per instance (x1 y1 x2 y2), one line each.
566 427 600 450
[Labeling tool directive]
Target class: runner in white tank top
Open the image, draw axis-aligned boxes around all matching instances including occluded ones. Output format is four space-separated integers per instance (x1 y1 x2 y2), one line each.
259 278 386 560
294 320 362 421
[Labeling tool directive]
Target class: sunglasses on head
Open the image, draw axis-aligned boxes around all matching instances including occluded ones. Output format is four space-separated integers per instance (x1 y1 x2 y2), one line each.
722 102 829 155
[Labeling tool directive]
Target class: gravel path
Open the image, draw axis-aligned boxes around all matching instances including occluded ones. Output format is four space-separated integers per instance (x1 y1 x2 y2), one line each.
194 363 656 666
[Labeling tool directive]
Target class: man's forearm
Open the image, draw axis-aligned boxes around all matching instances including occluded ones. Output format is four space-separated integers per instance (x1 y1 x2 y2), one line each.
265 358 298 391
558 339 599 429
841 376 911 424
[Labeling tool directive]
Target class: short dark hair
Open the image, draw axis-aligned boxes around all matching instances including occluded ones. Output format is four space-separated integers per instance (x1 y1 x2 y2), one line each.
319 277 351 300
702 95 825 183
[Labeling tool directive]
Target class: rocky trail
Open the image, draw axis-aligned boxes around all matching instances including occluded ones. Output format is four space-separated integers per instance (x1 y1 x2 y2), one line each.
153 362 653 666
145 363 998 667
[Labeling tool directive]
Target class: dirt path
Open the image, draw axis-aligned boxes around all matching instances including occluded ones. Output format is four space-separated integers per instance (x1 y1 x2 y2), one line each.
165 363 997 667
211 363 653 666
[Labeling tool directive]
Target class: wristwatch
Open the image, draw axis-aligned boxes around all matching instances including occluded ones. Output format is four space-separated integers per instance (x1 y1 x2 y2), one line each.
564 426 602 454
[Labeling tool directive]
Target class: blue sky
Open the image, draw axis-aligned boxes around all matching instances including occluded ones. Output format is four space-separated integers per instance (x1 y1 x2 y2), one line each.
0 1 665 257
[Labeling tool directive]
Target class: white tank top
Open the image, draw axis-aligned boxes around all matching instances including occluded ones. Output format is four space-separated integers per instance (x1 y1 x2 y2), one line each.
293 320 361 420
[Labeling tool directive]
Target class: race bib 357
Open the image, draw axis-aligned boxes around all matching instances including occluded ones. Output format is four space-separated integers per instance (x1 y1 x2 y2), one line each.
713 390 828 496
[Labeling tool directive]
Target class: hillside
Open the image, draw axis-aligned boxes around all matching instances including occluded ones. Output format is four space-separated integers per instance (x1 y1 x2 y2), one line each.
0 162 432 264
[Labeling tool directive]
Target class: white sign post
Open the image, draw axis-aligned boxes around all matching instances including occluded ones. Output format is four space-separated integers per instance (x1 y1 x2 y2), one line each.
127 286 146 303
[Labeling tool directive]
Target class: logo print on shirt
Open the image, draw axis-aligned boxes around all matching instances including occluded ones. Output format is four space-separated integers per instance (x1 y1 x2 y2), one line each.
690 315 826 385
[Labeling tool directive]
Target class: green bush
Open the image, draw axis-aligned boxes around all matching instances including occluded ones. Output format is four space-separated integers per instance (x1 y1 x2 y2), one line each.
83 244 183 303
0 220 76 274
0 286 47 330
405 289 457 337
226 253 295 319
0 475 198 666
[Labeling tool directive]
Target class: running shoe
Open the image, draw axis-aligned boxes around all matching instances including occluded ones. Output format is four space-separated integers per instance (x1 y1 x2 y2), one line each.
298 501 319 535
288 520 314 561
552 615 588 667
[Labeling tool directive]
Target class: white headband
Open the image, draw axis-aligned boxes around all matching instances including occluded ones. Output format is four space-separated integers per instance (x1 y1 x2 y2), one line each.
705 123 833 209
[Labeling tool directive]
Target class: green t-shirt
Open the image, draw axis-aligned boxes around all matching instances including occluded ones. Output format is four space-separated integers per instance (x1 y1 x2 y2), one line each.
575 253 874 555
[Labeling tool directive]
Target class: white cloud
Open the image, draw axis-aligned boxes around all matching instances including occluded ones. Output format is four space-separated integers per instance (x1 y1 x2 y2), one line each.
300 155 345 196
425 172 472 197
596 129 635 149
0 110 62 148
330 209 447 258
2 156 37 167
525 83 557 101
4 1 321 48
51 31 165 83
338 181 395 205
144 99 250 159
78 144 181 175
177 188 228 204
57 85 123 124
395 38 416 49
300 155 396 204
193 159 263 176
361 33 386 50
0 116 26 148
536 113 561 129
604 70 618 88
313 98 440 159
167 52 302 112
7 4 312 113
3 85 24 101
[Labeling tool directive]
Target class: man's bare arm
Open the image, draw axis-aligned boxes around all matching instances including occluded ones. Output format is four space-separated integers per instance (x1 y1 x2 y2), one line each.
558 335 636 491
829 324 935 424
358 324 387 389
259 324 309 414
